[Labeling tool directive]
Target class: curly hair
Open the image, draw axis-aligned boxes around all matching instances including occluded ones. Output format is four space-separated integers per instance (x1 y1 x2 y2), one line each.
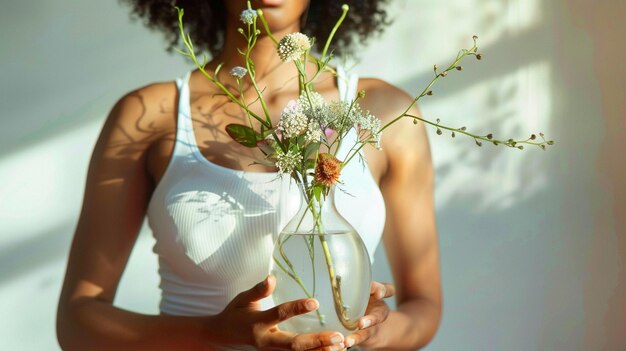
120 0 390 57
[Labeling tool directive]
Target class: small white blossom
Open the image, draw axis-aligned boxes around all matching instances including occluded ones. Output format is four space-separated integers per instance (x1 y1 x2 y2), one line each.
277 100 308 138
229 66 248 79
360 111 382 149
275 148 301 174
298 91 325 111
298 91 330 125
305 121 325 143
277 32 311 62
328 101 360 132
240 8 257 25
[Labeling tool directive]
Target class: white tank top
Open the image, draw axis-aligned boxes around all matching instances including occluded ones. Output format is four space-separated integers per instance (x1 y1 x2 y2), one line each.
146 68 386 324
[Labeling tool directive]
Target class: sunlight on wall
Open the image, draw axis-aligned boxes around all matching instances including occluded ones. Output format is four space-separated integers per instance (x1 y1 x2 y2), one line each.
427 60 552 211
357 0 551 213
2 0 622 349
0 121 100 245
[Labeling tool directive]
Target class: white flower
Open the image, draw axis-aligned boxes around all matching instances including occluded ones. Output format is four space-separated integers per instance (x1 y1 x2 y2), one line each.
328 101 360 132
277 32 311 62
298 91 330 125
240 9 257 25
356 110 382 149
277 100 308 138
229 66 248 79
298 91 325 111
275 148 301 174
305 121 325 143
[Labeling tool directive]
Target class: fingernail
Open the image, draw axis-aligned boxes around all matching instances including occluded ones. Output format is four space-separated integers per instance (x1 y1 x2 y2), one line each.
330 334 344 343
305 299 319 311
345 337 355 347
360 318 372 329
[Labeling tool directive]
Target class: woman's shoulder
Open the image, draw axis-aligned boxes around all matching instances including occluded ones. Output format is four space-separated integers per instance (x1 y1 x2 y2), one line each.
104 79 179 143
357 77 417 122
357 77 429 170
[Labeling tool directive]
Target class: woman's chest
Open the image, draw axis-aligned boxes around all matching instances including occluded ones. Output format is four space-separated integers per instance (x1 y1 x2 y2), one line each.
147 124 385 191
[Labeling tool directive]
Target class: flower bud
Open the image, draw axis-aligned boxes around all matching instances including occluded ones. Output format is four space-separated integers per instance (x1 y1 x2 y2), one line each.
314 153 342 187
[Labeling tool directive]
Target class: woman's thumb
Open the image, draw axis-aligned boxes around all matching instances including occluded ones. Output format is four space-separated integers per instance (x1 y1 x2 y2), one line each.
233 275 275 305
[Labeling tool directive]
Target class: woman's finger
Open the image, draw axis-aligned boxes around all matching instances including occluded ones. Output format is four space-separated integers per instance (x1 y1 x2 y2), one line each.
263 331 345 351
259 298 319 325
360 299 390 328
344 328 372 348
370 281 395 300
306 346 346 351
231 275 274 306
293 331 345 350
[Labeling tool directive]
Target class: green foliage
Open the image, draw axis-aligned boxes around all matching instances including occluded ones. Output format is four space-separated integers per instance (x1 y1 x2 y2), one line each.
225 124 259 148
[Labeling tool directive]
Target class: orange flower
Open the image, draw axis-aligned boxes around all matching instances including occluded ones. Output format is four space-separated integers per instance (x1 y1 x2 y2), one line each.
314 153 342 187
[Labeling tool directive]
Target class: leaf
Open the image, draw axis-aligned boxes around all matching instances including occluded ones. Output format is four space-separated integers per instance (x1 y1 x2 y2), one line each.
226 124 258 148
313 185 322 202
304 159 316 171
304 142 320 160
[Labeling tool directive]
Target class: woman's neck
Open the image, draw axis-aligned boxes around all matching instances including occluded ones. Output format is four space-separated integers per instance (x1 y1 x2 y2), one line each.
211 19 303 90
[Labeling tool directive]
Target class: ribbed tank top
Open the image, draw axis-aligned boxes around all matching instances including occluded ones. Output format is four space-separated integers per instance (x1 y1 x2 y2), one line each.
146 67 386 337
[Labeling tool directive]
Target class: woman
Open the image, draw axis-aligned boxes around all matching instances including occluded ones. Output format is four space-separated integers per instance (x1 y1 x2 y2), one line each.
56 0 441 350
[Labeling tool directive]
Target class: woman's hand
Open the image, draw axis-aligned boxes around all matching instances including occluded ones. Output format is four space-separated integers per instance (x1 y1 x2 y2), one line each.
211 275 347 351
344 282 396 349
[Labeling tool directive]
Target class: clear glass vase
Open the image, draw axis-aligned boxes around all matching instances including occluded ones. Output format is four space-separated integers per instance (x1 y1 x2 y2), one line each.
270 184 372 335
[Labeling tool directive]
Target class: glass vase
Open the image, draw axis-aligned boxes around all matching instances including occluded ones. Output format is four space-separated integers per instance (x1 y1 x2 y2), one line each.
270 184 372 335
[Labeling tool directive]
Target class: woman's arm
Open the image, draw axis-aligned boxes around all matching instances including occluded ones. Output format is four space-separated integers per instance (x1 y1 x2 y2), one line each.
56 85 348 351
56 86 211 350
347 80 443 349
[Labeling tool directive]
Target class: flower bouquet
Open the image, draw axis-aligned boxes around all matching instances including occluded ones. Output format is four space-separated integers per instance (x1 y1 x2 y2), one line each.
175 2 553 335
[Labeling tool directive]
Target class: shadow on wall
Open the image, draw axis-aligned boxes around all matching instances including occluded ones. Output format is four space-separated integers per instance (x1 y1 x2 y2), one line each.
365 0 624 350
0 0 624 350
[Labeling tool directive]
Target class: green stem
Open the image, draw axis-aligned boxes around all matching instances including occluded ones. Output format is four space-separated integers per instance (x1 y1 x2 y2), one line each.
306 190 359 331
403 114 553 149
320 5 349 61
176 7 271 129
380 45 477 133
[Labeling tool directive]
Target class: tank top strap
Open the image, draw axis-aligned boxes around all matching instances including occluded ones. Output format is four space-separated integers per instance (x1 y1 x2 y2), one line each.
336 65 361 157
174 70 196 156
336 65 359 103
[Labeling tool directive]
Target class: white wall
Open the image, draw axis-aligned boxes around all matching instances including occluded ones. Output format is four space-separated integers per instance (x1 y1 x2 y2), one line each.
0 0 624 349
